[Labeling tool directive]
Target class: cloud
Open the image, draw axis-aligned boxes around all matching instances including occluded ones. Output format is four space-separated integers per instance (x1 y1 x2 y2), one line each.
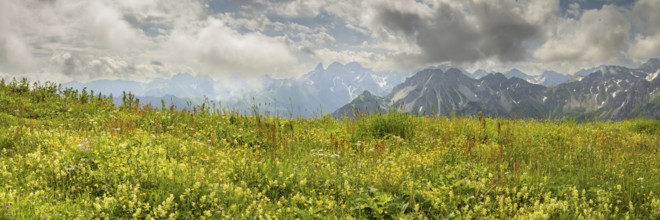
6 0 210 82
313 48 387 68
210 0 329 18
629 35 660 59
265 0 327 18
0 1 36 70
629 0 660 59
370 1 428 36
0 0 305 81
164 18 300 78
533 5 630 64
0 0 151 75
50 52 175 82
80 1 146 51
369 1 545 63
26 0 147 52
0 0 653 84
0 33 35 69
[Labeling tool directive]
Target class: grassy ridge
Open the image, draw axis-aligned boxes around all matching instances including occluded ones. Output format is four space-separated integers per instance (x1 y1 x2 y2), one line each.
0 78 659 219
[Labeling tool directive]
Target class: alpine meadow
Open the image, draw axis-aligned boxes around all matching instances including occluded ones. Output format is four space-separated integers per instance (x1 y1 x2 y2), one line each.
1 78 659 219
1 0 660 219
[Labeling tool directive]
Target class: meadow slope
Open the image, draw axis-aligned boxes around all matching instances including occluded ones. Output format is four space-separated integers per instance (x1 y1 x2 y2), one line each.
0 79 659 219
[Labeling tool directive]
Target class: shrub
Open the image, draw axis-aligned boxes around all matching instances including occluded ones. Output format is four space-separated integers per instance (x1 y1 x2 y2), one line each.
353 111 414 141
631 119 660 135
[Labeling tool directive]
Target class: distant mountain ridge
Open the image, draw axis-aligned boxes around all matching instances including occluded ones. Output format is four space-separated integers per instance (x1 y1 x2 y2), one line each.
63 73 215 99
379 68 547 118
60 58 659 120
63 62 407 116
63 73 215 108
545 62 660 120
427 66 575 87
334 59 660 120
499 69 573 87
221 62 408 115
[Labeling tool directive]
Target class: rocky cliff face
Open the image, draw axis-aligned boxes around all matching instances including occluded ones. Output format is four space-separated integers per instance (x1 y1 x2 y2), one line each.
384 68 546 117
334 59 660 120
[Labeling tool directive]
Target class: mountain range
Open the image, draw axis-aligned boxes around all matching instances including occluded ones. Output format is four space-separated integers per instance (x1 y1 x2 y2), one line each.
334 58 660 120
61 58 659 120
426 65 575 87
64 73 215 108
63 62 407 116
217 62 408 116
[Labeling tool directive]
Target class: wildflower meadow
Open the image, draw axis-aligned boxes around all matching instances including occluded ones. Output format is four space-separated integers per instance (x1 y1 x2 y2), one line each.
0 78 659 219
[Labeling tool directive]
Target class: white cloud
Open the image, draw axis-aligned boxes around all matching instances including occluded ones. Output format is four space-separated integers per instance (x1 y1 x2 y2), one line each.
114 0 207 32
80 1 146 51
217 13 279 32
629 0 660 60
311 48 414 72
0 33 35 69
533 5 630 65
49 52 180 82
258 0 328 18
0 69 73 84
0 0 151 77
630 35 660 59
0 0 36 70
0 0 306 81
520 0 560 24
0 0 657 84
164 18 300 78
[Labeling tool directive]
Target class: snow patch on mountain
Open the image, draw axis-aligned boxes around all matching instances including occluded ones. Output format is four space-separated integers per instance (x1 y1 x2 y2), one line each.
647 70 659 82
390 85 416 103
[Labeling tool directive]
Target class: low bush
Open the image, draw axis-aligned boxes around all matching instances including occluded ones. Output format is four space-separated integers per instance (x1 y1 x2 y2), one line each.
353 111 414 141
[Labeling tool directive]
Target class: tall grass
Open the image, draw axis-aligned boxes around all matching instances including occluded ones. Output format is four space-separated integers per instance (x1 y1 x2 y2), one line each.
352 111 415 141
0 79 658 219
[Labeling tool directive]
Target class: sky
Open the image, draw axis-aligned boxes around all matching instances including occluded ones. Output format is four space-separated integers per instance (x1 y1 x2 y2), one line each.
0 0 658 83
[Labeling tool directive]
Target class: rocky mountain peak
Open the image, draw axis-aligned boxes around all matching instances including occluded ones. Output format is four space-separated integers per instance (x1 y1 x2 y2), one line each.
481 72 507 81
640 58 660 73
327 62 345 72
314 63 324 72
335 62 659 120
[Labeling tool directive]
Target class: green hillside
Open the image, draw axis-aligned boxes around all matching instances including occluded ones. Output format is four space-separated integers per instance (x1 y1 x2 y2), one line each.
1 78 659 219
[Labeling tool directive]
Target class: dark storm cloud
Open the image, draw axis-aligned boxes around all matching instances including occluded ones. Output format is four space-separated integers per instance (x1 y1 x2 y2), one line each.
470 2 540 61
375 1 541 64
374 5 423 35
62 55 76 76
415 5 482 62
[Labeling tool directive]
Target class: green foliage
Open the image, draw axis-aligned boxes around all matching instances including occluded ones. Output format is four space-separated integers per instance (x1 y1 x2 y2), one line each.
630 119 660 135
353 111 414 141
0 79 659 219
